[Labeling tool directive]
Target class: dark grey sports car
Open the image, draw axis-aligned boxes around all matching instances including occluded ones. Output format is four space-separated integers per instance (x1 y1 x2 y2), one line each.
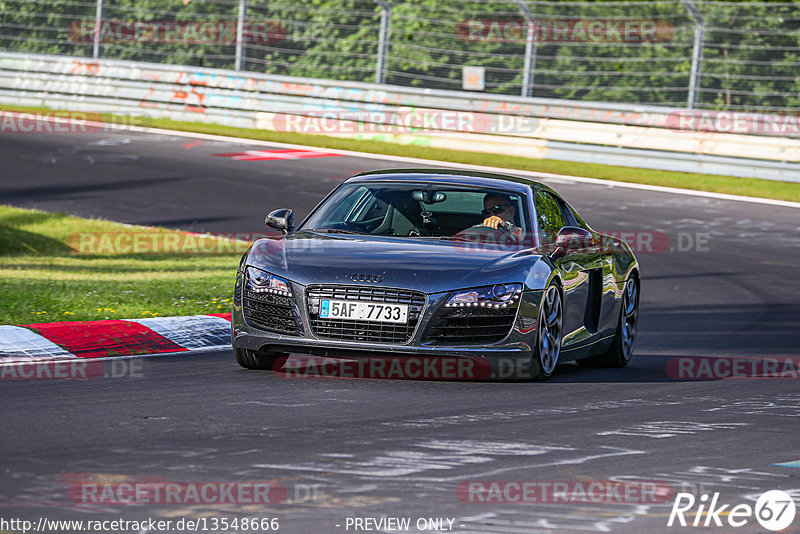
231 169 639 380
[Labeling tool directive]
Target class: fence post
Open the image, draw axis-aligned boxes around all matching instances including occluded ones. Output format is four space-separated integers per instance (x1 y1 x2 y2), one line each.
235 0 248 71
93 0 103 59
682 0 705 109
374 0 391 84
513 0 536 98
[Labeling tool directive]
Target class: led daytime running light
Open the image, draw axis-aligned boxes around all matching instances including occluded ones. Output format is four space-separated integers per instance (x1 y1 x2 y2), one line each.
444 285 522 308
246 267 292 297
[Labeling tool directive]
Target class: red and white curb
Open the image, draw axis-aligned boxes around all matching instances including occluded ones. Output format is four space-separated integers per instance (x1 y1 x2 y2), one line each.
0 313 231 363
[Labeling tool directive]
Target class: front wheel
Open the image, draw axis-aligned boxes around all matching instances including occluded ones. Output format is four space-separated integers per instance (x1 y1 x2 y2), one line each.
529 282 563 380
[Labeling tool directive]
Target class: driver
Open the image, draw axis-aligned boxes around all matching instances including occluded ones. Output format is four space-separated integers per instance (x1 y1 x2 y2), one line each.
481 193 522 240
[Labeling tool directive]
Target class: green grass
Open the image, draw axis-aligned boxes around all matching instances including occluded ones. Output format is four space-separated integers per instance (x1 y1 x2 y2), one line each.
3 103 799 202
0 205 247 325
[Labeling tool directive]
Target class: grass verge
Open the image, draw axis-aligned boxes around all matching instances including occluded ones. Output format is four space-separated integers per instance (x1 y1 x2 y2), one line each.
0 205 246 324
2 103 800 202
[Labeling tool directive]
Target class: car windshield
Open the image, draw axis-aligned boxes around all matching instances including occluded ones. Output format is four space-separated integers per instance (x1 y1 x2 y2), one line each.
301 182 531 239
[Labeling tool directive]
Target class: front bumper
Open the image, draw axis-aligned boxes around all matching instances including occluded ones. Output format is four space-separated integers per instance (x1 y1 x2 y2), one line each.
232 276 544 379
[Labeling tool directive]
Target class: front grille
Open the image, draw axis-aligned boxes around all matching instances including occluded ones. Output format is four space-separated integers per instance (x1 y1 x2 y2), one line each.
243 289 302 336
307 285 426 344
424 305 519 345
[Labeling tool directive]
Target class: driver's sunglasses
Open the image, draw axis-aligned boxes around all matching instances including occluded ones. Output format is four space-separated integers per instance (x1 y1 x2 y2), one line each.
481 204 512 217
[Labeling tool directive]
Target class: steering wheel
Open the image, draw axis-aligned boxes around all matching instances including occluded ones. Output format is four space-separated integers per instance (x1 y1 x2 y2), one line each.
454 224 518 245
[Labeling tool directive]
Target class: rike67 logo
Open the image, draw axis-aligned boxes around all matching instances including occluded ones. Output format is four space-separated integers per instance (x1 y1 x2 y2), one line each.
668 490 796 531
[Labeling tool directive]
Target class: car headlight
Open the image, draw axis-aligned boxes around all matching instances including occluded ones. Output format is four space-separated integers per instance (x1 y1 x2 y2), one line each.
245 266 292 296
444 283 522 308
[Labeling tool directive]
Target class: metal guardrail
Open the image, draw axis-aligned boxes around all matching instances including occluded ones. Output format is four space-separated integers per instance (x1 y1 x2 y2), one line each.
1 51 799 183
0 52 681 126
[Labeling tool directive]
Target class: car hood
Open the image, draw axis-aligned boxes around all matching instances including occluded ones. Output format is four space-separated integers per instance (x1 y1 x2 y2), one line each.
246 231 546 294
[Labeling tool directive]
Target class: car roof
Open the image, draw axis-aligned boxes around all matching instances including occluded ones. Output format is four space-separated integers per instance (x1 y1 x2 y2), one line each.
345 168 543 195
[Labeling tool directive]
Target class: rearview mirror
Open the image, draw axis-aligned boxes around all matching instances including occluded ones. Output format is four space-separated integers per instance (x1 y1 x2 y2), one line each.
411 190 447 203
265 208 294 234
554 226 594 255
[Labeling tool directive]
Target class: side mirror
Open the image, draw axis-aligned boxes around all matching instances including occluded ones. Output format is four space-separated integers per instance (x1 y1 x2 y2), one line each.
554 226 594 255
265 208 294 234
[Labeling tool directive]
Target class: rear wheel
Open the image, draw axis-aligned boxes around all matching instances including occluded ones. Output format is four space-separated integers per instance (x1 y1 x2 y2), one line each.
578 275 639 368
234 346 287 370
529 282 563 380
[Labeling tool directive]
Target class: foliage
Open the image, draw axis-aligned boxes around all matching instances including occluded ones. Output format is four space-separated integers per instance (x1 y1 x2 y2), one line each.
1 0 798 109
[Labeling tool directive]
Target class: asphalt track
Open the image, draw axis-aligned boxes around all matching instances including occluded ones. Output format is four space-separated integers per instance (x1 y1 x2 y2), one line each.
2 126 800 534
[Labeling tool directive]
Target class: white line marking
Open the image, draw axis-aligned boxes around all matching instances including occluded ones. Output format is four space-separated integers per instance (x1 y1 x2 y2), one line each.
94 121 800 209
410 446 647 483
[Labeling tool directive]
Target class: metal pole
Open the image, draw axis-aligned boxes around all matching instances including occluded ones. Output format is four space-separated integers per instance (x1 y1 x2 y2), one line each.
235 0 248 71
513 0 536 98
374 0 391 84
93 0 103 59
683 0 704 109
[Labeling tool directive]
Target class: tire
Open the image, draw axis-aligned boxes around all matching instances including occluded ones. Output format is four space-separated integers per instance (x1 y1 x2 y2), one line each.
529 282 564 380
577 275 639 368
234 346 286 371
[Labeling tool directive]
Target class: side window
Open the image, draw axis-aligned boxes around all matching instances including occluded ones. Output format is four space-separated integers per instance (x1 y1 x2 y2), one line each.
535 191 568 244
325 187 369 223
353 194 388 222
553 195 584 229
362 198 388 221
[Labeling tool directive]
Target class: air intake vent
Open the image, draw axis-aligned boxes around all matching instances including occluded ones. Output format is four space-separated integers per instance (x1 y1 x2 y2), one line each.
243 289 302 336
584 268 602 333
423 305 519 345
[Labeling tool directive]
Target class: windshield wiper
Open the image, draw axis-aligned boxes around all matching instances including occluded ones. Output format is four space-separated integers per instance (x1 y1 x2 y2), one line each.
305 228 366 235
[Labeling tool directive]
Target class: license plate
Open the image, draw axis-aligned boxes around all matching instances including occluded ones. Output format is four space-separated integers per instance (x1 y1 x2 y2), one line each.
319 299 408 324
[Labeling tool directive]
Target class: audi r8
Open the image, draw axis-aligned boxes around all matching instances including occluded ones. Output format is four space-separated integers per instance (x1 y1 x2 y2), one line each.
231 169 639 380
